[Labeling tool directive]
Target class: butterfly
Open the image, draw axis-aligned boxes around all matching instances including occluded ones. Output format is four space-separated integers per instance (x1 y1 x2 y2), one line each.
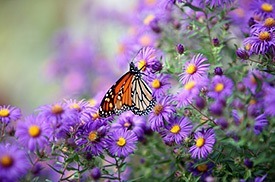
98 62 156 117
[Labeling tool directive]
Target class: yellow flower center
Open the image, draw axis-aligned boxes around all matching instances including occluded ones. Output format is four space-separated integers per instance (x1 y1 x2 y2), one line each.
139 35 152 46
124 122 131 128
88 131 98 142
138 59 147 71
245 43 251 51
184 81 196 91
151 79 161 89
145 0 156 6
92 112 100 120
196 137 205 147
258 31 271 41
197 164 208 172
70 103 81 111
51 104 64 114
0 155 13 168
186 64 197 74
0 109 10 117
116 137 126 147
249 99 257 105
170 125 181 134
28 125 41 138
215 83 224 92
143 14 155 25
264 17 275 27
153 104 163 115
261 3 273 12
88 98 97 107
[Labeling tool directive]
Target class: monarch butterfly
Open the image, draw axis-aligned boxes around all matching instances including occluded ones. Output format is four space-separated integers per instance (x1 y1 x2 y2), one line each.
99 62 156 117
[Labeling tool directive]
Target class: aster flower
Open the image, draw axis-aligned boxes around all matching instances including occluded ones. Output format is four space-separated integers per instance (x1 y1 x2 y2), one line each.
187 161 214 180
264 87 275 116
243 30 275 55
203 0 235 8
148 96 176 131
189 128 216 159
179 54 210 84
37 102 77 126
0 105 21 124
145 73 171 98
250 0 274 19
176 79 208 107
243 70 267 94
134 46 158 73
208 75 234 100
64 99 94 123
254 113 268 135
161 116 192 145
75 121 108 156
106 129 138 157
251 17 275 33
112 111 146 140
15 115 52 152
0 144 29 181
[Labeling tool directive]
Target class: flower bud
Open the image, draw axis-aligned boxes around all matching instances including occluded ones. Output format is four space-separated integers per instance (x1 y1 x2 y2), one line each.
214 67 223 76
236 48 249 60
91 167 101 180
212 38 220 47
195 96 206 110
244 158 253 168
176 44 184 54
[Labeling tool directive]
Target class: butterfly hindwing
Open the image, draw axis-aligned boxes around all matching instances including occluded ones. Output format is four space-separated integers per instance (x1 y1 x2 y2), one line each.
131 75 155 115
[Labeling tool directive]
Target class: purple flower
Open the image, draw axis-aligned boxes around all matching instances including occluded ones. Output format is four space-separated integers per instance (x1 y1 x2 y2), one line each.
145 73 171 98
179 54 210 84
254 174 267 182
187 161 214 180
250 0 274 19
243 30 275 55
37 102 77 125
251 17 275 33
243 70 267 94
176 79 208 107
264 87 275 116
91 167 101 180
236 48 250 60
148 96 176 131
0 144 29 181
64 99 93 123
106 129 138 157
208 75 234 100
75 121 108 156
134 46 158 73
161 116 192 145
254 113 268 135
0 105 21 124
112 111 146 140
204 0 235 8
15 115 52 152
189 128 216 159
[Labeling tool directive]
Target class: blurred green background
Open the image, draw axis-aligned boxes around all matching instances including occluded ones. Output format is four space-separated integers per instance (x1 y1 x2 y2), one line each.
0 0 132 114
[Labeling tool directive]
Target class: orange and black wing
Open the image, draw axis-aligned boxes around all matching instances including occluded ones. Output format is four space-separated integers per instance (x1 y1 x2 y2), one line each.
99 71 134 117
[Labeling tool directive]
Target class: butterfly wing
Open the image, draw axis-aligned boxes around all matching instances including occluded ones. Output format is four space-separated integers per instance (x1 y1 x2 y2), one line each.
99 72 134 117
130 75 156 115
99 63 155 117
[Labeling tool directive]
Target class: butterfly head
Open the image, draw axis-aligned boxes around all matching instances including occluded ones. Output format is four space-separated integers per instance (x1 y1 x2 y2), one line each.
129 62 139 73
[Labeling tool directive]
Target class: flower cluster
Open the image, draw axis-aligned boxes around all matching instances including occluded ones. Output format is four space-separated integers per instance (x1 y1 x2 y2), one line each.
1 0 275 181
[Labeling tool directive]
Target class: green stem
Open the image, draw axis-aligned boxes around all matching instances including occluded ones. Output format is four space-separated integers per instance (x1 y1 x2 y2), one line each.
189 102 217 126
